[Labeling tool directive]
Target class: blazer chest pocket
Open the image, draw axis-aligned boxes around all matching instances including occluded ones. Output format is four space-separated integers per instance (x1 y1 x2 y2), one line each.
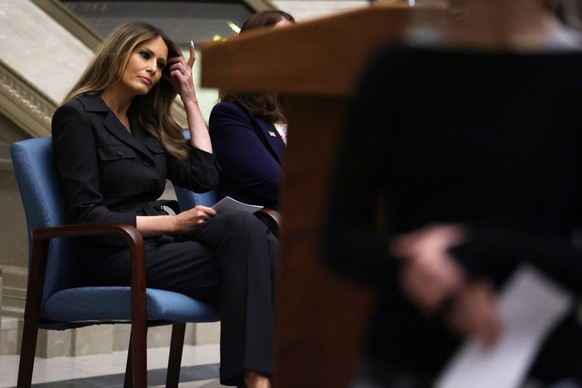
98 145 138 161
98 145 142 197
144 141 167 178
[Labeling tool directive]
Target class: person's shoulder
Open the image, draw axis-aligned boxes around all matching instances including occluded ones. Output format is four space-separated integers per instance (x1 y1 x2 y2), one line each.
75 94 109 113
362 41 429 74
371 41 417 60
357 41 414 85
53 98 84 121
56 96 82 112
212 99 247 114
210 99 254 122
52 95 102 129
55 94 107 116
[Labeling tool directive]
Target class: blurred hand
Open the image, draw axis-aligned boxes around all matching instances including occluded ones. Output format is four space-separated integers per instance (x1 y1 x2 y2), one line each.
393 224 502 346
173 205 216 233
393 224 467 313
446 280 501 347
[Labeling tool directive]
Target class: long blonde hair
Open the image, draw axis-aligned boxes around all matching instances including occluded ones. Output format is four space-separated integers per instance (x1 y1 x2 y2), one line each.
64 22 190 159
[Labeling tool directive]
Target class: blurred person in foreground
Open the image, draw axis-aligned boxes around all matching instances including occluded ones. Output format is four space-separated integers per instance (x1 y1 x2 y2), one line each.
324 0 582 386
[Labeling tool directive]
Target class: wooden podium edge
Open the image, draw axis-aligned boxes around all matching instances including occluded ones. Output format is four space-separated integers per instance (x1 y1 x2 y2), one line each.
200 5 442 97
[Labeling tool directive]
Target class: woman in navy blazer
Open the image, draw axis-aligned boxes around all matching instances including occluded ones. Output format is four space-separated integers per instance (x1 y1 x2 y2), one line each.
210 99 285 208
51 22 277 388
209 10 295 210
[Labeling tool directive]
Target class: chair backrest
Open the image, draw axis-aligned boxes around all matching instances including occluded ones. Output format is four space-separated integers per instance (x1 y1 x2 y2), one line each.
176 129 218 209
10 137 82 300
174 186 217 210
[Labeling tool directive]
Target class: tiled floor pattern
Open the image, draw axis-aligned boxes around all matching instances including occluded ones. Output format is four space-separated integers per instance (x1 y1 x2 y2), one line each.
0 344 228 387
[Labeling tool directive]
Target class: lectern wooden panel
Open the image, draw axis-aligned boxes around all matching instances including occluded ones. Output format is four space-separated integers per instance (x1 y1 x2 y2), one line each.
201 5 441 387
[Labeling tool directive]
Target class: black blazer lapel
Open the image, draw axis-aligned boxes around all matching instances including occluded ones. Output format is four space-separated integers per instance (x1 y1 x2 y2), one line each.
130 112 164 159
78 94 141 150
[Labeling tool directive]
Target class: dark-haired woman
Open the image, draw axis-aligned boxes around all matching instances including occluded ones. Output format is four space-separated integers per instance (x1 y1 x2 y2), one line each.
209 10 295 210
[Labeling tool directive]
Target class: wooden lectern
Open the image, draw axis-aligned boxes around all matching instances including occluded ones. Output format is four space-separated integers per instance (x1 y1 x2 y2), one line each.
201 5 440 387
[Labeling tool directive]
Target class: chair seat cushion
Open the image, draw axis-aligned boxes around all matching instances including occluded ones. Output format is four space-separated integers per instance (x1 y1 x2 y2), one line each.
42 287 219 324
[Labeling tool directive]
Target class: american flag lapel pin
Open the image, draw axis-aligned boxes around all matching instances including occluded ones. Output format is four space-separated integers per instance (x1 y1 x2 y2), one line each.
268 131 276 137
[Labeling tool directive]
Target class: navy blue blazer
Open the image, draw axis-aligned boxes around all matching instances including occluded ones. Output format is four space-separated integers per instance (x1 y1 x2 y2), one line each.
52 94 221 227
209 99 285 208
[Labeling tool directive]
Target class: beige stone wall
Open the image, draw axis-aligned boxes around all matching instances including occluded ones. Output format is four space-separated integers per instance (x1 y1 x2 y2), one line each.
0 111 29 321
0 157 27 269
272 0 369 21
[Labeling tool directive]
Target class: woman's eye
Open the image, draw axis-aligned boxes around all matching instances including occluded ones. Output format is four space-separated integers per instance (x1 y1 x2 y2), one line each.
157 62 167 71
139 51 151 60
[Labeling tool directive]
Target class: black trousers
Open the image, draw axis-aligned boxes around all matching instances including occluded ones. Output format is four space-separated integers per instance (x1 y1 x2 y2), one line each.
90 210 279 386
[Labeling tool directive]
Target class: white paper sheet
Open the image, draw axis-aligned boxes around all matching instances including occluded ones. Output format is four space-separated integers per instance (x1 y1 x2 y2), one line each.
436 265 573 388
212 196 262 214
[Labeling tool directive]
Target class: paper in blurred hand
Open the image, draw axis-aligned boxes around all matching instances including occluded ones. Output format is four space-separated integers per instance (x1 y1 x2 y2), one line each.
436 265 573 388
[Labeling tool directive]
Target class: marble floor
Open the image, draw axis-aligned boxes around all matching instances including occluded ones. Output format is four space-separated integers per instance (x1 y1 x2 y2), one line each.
0 344 228 387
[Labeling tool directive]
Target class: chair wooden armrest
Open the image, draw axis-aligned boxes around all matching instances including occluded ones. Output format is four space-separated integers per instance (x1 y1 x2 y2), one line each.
32 222 145 285
254 208 282 237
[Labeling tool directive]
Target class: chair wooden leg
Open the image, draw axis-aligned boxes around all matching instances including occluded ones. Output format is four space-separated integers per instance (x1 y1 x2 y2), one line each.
125 325 148 388
18 239 48 388
124 337 133 388
166 323 186 388
17 315 40 388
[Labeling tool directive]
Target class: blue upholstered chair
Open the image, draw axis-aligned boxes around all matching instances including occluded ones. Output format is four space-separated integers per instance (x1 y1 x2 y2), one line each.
174 185 218 209
175 130 218 211
10 137 219 388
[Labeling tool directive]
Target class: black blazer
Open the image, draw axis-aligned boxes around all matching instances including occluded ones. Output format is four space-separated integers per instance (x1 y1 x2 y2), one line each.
52 94 221 227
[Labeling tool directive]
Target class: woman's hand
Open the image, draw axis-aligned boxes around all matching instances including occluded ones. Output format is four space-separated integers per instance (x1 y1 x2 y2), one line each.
392 224 502 346
446 280 501 347
165 41 198 104
136 205 215 237
165 41 212 153
392 224 467 314
173 205 216 233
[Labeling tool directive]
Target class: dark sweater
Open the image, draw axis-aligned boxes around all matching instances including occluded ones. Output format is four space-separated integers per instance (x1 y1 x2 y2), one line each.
324 42 582 382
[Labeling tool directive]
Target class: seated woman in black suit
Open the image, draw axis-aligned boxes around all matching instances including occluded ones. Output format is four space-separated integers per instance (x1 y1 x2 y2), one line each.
51 22 277 388
209 10 295 210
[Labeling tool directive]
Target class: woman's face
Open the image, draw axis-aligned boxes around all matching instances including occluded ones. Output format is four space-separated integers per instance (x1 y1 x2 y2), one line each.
121 36 168 96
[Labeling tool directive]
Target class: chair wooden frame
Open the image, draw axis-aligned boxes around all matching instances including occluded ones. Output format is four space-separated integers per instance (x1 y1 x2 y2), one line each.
12 137 219 388
17 222 189 388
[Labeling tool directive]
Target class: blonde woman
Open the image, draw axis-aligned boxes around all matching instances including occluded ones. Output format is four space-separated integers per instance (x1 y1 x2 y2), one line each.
52 22 277 388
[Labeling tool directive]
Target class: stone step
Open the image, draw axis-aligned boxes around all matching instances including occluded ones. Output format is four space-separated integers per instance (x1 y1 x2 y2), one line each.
0 317 219 357
1 317 19 355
